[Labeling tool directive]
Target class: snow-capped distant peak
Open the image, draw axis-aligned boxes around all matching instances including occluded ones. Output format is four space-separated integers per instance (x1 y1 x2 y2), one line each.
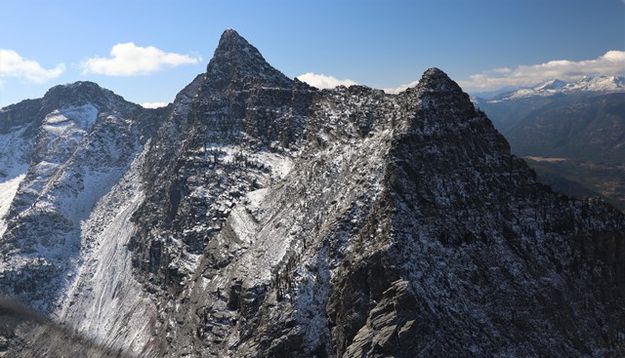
533 79 566 91
569 75 625 92
487 74 625 102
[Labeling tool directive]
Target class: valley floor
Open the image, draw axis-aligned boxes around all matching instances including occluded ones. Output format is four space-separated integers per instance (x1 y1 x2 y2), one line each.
525 157 625 211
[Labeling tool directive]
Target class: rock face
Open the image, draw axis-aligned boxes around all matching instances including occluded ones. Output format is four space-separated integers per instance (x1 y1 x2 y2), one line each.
1 30 625 357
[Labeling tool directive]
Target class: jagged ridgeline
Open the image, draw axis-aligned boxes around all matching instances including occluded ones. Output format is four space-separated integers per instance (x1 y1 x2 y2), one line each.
0 29 624 357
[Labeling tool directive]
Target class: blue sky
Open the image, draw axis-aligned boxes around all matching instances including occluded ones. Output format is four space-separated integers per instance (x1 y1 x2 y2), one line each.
1 0 624 107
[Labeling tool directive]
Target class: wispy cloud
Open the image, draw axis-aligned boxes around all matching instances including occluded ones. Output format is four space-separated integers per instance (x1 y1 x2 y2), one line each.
296 72 357 89
82 43 201 76
458 50 625 91
141 101 169 109
0 49 65 83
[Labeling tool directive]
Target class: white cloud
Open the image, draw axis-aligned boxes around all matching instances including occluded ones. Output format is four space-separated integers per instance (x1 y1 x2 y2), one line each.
383 80 420 94
0 49 65 83
296 72 357 89
458 50 625 91
82 43 201 76
141 101 169 109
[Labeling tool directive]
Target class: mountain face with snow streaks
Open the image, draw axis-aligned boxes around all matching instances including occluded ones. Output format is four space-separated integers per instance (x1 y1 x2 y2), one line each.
1 30 625 357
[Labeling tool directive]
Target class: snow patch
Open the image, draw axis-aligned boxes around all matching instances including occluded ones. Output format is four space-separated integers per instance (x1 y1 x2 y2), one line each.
43 103 98 130
255 151 293 180
0 124 31 237
0 173 26 236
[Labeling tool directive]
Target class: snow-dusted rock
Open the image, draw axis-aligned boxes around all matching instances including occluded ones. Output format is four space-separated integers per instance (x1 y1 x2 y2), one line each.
2 30 625 358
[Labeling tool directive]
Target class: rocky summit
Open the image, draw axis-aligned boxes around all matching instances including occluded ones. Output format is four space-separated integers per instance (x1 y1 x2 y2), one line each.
1 29 625 357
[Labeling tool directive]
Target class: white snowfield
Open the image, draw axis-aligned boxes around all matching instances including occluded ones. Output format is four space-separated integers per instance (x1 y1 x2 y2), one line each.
0 173 26 236
41 104 98 160
0 124 31 237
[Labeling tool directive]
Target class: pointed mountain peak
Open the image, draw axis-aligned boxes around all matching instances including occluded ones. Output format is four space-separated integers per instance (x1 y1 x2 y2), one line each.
417 67 463 93
217 28 249 48
422 67 448 79
205 29 292 89
210 28 270 70
215 29 258 59
408 67 474 112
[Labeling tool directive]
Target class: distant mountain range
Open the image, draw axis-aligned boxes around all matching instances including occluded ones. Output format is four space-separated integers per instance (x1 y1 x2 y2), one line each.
478 75 625 102
476 75 625 210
